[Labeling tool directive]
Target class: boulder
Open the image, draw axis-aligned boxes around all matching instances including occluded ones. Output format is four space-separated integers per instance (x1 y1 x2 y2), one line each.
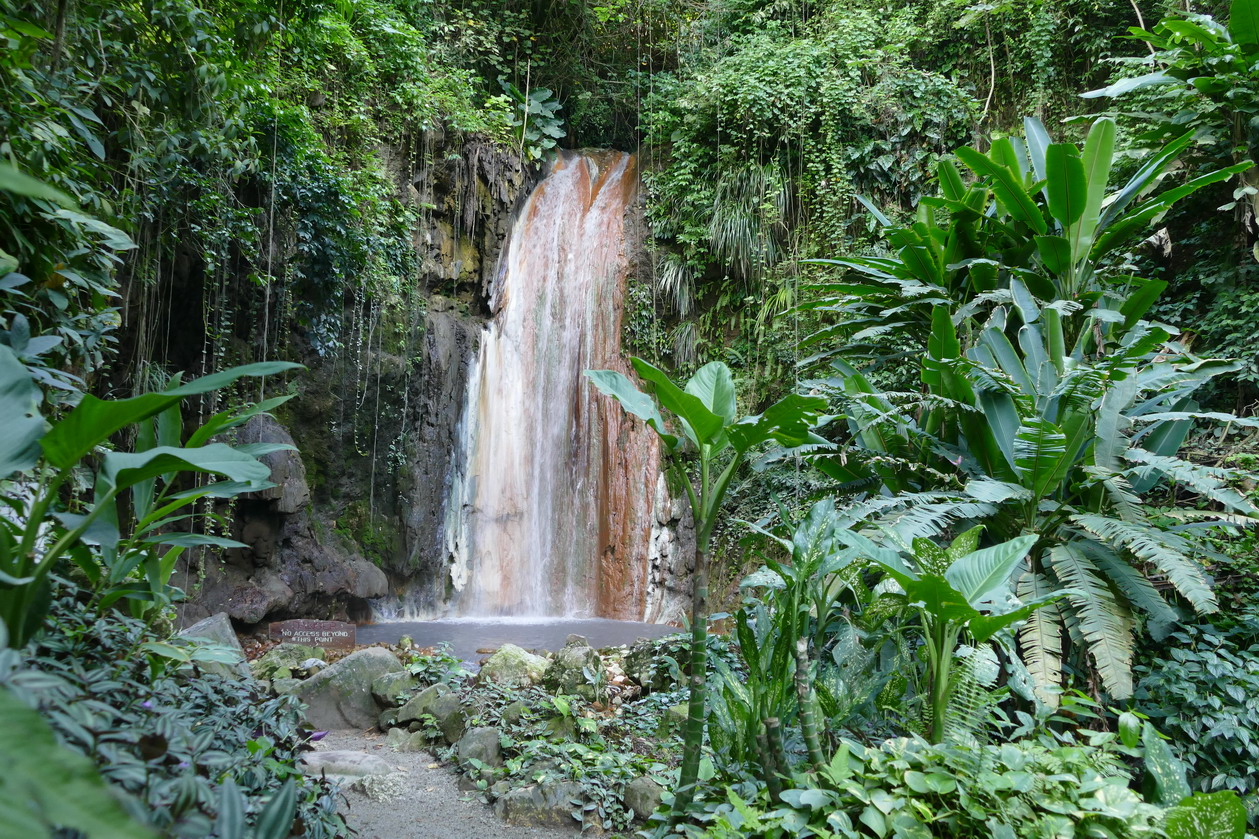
349 559 389 600
500 699 527 725
396 683 449 725
371 671 418 707
547 635 601 700
495 780 586 828
178 613 250 679
457 726 503 769
385 728 429 753
623 776 663 821
272 677 302 696
479 644 550 688
429 692 466 743
292 647 403 729
251 643 324 681
300 750 392 778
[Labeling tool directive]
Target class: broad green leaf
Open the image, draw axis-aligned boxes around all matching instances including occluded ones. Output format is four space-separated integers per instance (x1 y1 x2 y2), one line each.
42 362 301 469
1034 236 1072 276
1045 143 1087 228
1120 278 1168 329
631 357 725 446
726 393 826 454
684 362 737 424
0 163 74 207
1163 791 1247 839
956 146 1047 235
1075 118 1115 260
1143 721 1192 805
969 591 1066 644
0 344 46 480
1232 0 1259 47
585 369 679 449
1081 73 1177 99
1023 117 1052 187
945 535 1038 605
101 445 270 494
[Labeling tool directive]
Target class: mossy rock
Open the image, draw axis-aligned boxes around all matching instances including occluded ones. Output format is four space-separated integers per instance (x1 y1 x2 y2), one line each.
251 643 324 681
480 644 550 688
371 671 418 708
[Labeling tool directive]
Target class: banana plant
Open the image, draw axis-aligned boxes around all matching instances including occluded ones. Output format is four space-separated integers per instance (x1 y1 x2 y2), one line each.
586 358 827 812
799 117 1252 368
844 528 1061 743
0 342 299 646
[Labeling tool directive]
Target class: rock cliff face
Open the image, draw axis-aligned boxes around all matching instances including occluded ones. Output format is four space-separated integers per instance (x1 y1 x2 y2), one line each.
181 133 535 628
179 415 388 626
179 134 691 628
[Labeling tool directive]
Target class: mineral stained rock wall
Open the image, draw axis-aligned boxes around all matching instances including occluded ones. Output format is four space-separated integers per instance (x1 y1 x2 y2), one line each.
182 137 690 627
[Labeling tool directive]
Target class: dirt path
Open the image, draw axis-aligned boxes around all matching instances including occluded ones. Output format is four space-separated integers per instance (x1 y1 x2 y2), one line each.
312 730 582 839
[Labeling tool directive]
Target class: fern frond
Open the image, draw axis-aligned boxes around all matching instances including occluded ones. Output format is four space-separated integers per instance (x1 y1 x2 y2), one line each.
1124 449 1258 515
1017 571 1063 707
884 499 998 541
944 644 999 745
1081 466 1143 522
1047 543 1135 698
1072 513 1216 614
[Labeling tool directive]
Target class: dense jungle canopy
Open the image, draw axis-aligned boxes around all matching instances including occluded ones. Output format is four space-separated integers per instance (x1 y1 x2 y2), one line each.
4 0 1259 837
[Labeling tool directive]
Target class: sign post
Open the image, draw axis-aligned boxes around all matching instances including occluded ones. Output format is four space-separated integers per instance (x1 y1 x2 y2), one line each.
268 619 356 649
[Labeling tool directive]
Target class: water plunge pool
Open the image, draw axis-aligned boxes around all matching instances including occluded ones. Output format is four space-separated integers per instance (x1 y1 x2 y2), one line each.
356 617 679 662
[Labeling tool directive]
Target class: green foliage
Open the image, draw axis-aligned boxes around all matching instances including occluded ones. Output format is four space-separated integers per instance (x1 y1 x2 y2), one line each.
679 734 1166 839
1135 613 1259 808
587 357 826 812
402 641 468 686
801 117 1259 701
855 529 1058 743
1083 1 1259 398
1 589 343 837
497 80 566 161
0 339 296 646
0 685 153 839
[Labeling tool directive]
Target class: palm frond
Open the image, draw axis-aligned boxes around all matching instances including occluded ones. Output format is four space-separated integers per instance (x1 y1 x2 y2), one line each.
1047 543 1135 698
1124 449 1258 515
1017 570 1064 707
1072 513 1217 614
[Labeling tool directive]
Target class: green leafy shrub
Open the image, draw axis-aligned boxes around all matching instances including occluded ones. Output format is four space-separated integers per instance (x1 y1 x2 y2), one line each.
682 734 1164 839
1136 614 1259 807
1 588 344 838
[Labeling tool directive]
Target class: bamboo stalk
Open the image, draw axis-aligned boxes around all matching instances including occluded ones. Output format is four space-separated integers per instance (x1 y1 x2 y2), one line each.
795 637 826 771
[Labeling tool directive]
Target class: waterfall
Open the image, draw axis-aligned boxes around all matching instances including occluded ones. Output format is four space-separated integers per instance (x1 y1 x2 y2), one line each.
440 150 662 618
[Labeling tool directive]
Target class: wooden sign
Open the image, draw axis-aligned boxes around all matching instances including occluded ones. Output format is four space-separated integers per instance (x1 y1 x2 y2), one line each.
269 619 356 649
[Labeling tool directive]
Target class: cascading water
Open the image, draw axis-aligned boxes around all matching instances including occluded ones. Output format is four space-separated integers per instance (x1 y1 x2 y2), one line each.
437 150 663 619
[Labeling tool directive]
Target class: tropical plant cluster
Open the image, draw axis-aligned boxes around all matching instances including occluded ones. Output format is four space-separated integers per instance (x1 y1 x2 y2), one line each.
587 3 1259 838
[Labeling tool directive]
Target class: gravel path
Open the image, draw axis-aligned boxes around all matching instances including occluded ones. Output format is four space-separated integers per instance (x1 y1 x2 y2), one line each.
313 730 581 839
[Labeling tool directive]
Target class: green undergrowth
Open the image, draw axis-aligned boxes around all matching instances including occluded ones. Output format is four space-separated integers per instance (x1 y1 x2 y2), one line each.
1 586 343 837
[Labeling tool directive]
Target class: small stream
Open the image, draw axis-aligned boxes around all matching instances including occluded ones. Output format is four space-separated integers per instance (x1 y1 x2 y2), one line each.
357 618 679 662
